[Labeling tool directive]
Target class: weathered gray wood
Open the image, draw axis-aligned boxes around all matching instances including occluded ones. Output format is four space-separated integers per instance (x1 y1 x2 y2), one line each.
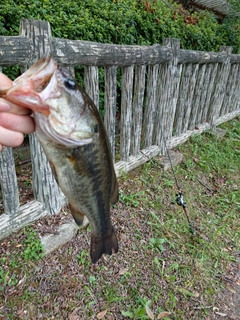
230 66 240 112
120 66 134 162
191 0 229 15
115 145 160 177
20 19 53 63
220 64 239 116
188 64 207 130
160 150 183 171
0 147 20 216
104 66 117 160
84 66 99 109
201 63 218 123
41 220 78 255
142 64 159 148
153 39 181 154
207 47 232 128
174 63 199 136
229 54 240 63
29 133 66 214
162 39 181 142
131 65 146 156
115 107 240 177
20 20 66 215
0 36 32 66
182 64 199 133
179 49 229 64
195 64 213 126
0 200 48 241
170 109 240 150
52 39 172 66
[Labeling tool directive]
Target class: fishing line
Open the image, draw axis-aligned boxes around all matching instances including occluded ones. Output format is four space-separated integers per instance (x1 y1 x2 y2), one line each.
159 122 194 235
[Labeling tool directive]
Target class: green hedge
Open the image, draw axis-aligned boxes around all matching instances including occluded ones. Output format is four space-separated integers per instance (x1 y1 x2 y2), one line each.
0 0 239 52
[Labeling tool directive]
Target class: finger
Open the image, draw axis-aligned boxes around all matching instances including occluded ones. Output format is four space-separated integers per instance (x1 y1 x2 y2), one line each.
0 73 13 88
0 73 32 115
0 113 35 134
8 103 32 116
0 98 11 111
0 126 24 148
0 99 32 115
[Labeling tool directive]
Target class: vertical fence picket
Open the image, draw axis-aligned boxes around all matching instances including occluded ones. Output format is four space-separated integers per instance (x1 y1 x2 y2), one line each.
195 64 213 126
174 63 199 135
230 66 240 112
131 65 146 156
104 66 117 161
188 64 206 130
153 38 180 154
29 134 65 215
0 148 20 217
181 64 199 133
207 47 232 127
84 66 99 109
201 63 218 124
220 64 239 116
120 66 134 162
142 64 159 148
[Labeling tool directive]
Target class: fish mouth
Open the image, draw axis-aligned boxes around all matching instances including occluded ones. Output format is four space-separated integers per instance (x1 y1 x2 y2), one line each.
0 52 57 114
0 53 95 147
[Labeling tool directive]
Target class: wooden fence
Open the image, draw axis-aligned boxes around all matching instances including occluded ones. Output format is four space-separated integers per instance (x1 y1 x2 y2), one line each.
0 19 240 240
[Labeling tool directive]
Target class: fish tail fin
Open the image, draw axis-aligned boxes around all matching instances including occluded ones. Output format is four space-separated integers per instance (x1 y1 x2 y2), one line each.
90 227 119 264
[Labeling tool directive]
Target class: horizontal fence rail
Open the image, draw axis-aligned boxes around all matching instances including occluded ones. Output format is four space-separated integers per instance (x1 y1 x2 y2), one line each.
0 19 240 240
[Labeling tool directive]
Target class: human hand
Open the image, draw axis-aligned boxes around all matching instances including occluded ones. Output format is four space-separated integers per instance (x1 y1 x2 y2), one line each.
0 73 35 152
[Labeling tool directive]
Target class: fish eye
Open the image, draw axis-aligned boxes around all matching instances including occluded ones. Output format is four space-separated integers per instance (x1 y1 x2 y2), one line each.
64 79 76 90
93 124 99 133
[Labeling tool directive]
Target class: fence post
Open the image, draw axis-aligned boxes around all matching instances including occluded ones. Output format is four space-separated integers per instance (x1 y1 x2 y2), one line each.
19 19 65 214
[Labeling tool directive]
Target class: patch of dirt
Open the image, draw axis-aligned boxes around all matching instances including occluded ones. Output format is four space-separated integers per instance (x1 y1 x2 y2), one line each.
217 256 240 319
0 196 240 320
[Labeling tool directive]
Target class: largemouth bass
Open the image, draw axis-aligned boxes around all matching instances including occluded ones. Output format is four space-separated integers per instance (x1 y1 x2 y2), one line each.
0 54 119 263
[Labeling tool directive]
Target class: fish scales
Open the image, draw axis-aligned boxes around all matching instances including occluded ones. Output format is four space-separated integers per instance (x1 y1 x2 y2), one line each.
0 53 119 263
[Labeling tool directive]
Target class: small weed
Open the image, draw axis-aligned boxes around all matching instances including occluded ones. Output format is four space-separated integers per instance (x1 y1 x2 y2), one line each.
148 237 166 252
77 249 90 267
23 179 32 187
21 227 43 261
119 189 143 207
121 297 152 319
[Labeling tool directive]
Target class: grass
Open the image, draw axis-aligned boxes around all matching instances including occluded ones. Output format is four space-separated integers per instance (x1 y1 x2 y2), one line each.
0 117 239 319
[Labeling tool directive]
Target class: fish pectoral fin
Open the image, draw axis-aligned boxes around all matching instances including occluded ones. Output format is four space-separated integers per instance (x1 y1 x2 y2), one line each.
110 178 119 204
69 203 85 226
90 227 119 264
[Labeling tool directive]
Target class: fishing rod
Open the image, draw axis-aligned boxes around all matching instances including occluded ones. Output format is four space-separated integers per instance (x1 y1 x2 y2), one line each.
159 124 195 235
